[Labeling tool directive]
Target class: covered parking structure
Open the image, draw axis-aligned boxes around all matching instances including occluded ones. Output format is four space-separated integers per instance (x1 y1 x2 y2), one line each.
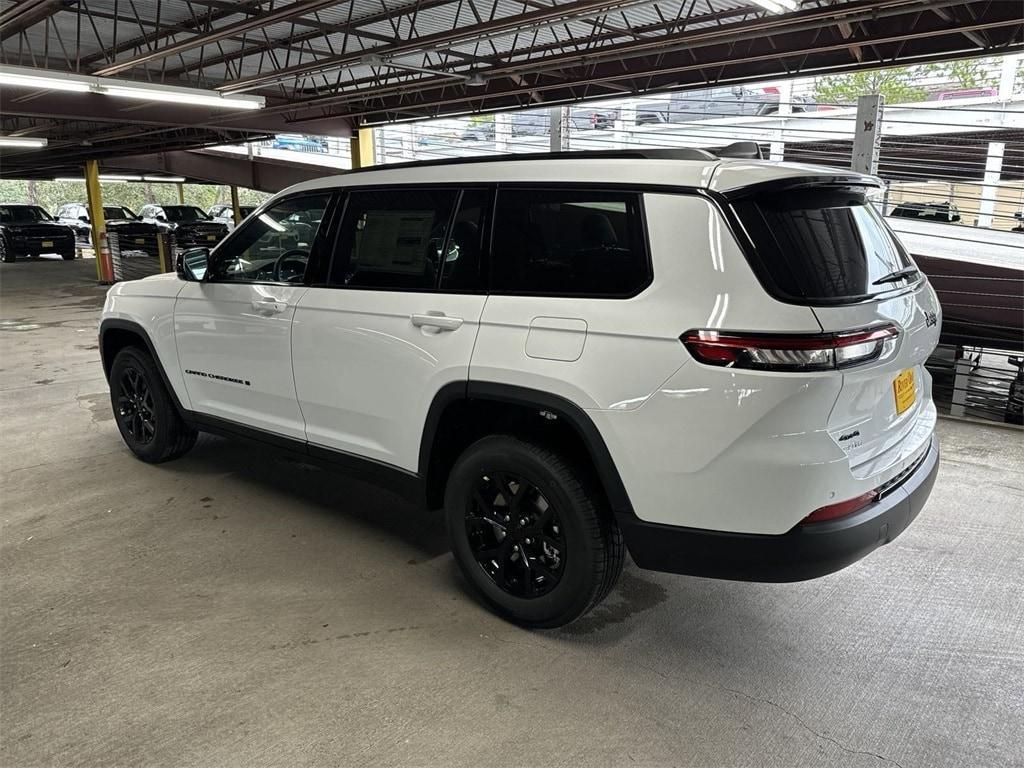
1 3 1022 767
1 0 1022 177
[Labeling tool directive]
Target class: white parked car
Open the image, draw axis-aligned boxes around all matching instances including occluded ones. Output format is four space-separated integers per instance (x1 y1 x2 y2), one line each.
99 150 941 627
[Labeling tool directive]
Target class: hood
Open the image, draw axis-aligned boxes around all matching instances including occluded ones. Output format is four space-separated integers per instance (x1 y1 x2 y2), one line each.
1 221 74 234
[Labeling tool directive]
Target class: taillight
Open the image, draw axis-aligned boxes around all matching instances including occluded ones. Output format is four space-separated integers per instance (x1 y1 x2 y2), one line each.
803 491 878 523
681 324 899 372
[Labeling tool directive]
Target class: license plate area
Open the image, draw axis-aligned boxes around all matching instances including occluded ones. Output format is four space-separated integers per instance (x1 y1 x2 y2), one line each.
41 240 53 248
893 368 916 415
206 234 217 241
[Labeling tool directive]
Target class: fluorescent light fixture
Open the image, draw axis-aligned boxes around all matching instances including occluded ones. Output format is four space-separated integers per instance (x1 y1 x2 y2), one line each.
143 176 186 183
102 84 263 110
0 67 91 93
54 175 141 182
0 64 265 110
0 136 47 148
751 0 799 11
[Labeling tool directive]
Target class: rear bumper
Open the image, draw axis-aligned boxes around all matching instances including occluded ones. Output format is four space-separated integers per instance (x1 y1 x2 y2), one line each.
620 435 939 582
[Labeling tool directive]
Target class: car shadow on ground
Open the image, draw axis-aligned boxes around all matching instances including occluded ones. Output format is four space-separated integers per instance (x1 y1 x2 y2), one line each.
160 433 451 561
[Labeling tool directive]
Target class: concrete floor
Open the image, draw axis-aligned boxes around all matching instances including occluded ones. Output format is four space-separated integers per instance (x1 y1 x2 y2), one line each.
2 257 1022 768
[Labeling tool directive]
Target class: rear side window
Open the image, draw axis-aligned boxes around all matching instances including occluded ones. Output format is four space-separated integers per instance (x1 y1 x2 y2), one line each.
329 188 457 290
491 189 649 297
733 188 915 303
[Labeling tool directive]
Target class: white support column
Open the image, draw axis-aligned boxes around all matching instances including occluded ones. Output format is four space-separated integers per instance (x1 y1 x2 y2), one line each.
851 93 884 175
549 106 570 152
615 101 636 150
998 54 1019 100
769 80 794 162
977 142 1005 228
494 113 511 154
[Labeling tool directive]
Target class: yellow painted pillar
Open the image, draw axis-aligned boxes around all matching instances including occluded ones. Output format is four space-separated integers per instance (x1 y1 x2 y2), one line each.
155 233 170 273
230 185 241 226
176 182 185 205
84 160 110 282
350 127 375 169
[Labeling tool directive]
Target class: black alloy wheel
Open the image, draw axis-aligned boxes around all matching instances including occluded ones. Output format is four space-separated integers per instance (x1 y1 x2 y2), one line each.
466 472 567 598
445 434 624 627
109 346 197 463
117 366 157 445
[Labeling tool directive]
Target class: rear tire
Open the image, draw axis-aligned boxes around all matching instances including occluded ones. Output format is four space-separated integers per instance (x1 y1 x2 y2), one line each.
1 239 14 263
109 346 197 463
444 435 624 628
61 249 76 261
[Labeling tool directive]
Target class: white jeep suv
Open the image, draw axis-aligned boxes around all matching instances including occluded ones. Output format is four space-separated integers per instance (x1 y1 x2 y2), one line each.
100 150 941 627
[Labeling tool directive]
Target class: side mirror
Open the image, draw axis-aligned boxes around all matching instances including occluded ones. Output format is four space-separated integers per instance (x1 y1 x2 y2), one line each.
176 247 209 281
78 215 89 223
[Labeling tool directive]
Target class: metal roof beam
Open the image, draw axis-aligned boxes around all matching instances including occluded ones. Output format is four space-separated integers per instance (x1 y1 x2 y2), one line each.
260 0 963 118
92 0 340 76
218 0 703 92
310 14 1023 122
0 0 68 42
161 0 471 79
76 1 264 68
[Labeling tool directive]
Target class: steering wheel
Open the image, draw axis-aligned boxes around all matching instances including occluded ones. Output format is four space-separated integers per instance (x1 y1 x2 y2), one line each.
272 249 309 282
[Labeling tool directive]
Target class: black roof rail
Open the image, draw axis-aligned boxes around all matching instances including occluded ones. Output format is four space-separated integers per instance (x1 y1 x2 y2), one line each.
339 143 765 174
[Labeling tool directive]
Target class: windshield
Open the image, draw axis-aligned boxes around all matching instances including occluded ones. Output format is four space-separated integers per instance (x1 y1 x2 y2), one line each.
0 205 52 224
103 206 138 220
160 206 209 222
733 187 917 302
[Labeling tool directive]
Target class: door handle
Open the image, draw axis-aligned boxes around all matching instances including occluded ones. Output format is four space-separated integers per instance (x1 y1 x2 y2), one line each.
411 312 463 331
251 298 288 315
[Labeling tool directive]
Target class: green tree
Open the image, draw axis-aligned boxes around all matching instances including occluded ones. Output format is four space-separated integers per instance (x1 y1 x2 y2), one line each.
944 57 998 89
813 65 933 106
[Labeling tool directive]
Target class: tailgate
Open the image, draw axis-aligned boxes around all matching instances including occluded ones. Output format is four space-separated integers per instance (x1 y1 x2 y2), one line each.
814 284 941 479
728 180 942 481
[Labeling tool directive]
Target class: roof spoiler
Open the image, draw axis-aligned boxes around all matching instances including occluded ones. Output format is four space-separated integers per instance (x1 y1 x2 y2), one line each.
714 141 763 160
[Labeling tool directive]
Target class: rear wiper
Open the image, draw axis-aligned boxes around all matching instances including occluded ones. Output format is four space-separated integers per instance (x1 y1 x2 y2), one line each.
873 265 920 286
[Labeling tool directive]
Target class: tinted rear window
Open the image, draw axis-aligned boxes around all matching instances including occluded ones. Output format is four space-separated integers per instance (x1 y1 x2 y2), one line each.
491 189 649 297
733 188 915 302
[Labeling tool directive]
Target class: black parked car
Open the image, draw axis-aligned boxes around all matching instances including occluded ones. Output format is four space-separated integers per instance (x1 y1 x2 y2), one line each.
0 204 77 263
138 204 228 248
889 201 962 223
55 203 161 253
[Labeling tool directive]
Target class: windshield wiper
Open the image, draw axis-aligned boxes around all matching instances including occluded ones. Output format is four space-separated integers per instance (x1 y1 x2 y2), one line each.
873 265 920 286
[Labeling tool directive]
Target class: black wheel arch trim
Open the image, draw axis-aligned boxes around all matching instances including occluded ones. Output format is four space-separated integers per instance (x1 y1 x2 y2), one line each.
99 318 188 416
419 381 635 518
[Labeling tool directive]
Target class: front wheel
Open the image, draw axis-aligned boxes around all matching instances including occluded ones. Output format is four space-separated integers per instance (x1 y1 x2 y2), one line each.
109 346 197 463
444 435 624 628
0 239 14 263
